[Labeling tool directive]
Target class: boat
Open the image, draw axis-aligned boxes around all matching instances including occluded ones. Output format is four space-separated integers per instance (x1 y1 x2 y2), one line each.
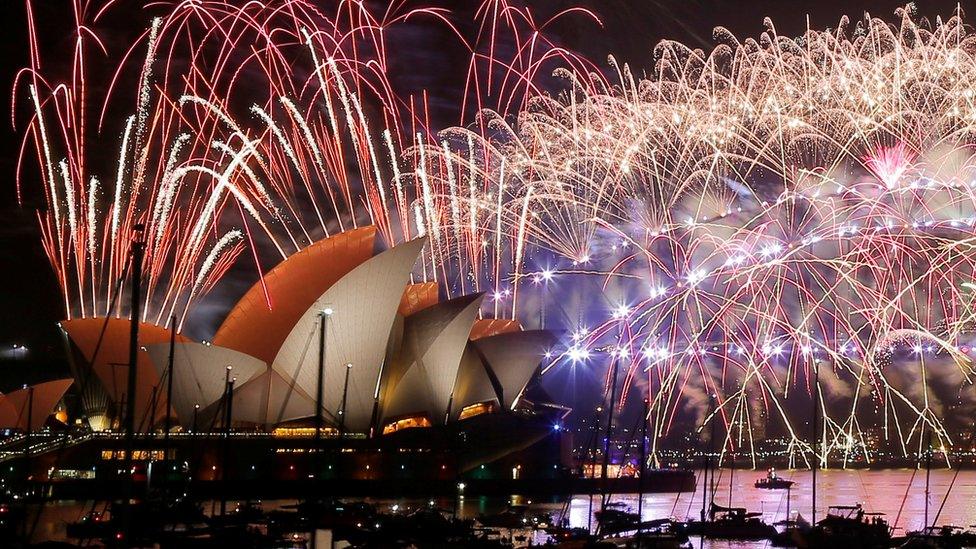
478 504 532 529
803 504 891 548
896 525 976 548
605 518 691 548
682 503 776 540
678 399 773 541
889 431 976 549
65 508 114 541
782 366 889 548
594 501 640 534
205 500 264 528
542 520 594 546
755 468 794 490
769 514 811 547
65 498 214 547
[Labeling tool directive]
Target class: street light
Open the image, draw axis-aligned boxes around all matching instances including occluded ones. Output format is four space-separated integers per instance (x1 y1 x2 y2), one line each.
10 345 27 361
311 305 334 549
315 304 334 436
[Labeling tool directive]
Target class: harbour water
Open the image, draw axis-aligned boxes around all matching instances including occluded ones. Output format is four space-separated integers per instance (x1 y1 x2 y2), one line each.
554 468 976 547
25 469 976 546
476 468 976 546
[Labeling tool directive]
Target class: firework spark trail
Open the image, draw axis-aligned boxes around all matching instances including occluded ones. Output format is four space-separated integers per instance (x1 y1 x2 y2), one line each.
14 0 601 336
12 1 428 322
16 3 282 324
417 7 976 463
29 0 968 465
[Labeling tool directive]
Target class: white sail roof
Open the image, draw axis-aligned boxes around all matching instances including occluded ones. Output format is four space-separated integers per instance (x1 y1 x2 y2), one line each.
451 344 500 418
0 379 74 430
145 342 266 428
228 369 318 426
381 294 484 424
471 330 556 408
272 238 426 433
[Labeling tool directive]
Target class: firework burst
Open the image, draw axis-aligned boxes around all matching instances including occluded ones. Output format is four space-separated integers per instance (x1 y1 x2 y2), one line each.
423 6 976 464
20 0 976 465
12 0 602 328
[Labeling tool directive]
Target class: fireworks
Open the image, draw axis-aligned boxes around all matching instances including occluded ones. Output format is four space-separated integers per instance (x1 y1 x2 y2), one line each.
441 6 976 464
14 0 600 329
16 1 976 463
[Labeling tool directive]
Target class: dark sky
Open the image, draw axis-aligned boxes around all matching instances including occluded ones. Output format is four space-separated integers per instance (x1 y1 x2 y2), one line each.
0 0 964 387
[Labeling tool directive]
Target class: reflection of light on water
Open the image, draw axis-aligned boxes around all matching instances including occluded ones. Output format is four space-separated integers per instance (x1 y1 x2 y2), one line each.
556 470 976 547
26 470 976 546
568 495 594 529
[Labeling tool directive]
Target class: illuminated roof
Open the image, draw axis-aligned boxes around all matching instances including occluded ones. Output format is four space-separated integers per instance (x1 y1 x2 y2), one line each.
60 227 560 432
472 330 556 409
145 342 266 428
451 345 499 418
381 294 485 424
0 398 13 428
470 318 522 340
213 226 377 365
273 237 426 432
398 282 440 316
61 318 187 430
0 379 73 430
226 369 318 426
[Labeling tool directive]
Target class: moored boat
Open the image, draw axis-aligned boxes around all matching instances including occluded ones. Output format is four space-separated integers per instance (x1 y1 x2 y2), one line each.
755 468 795 490
681 503 776 540
804 504 891 548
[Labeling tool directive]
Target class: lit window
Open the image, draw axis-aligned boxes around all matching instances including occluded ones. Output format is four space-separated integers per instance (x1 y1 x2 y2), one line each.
382 415 432 435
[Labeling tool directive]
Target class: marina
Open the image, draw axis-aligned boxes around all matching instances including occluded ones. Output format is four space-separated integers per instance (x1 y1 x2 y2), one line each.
12 469 976 547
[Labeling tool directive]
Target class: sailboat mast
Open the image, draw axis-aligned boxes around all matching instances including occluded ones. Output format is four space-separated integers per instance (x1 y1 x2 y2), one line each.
316 311 328 442
219 366 234 518
600 361 618 482
787 485 791 524
637 396 649 538
924 431 932 529
122 224 145 548
702 394 716 522
728 431 734 509
587 406 601 534
709 395 718 516
812 361 819 524
124 228 144 447
339 363 352 431
25 386 34 487
164 315 176 448
312 309 330 549
599 356 620 514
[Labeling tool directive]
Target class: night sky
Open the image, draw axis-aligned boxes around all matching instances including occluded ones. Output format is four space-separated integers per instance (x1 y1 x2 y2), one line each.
0 0 964 392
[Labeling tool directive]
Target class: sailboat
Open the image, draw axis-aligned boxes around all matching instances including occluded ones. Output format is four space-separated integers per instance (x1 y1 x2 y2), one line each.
897 525 976 549
593 397 692 549
781 363 892 549
808 504 891 547
680 398 774 541
771 362 820 547
682 502 776 540
896 430 976 549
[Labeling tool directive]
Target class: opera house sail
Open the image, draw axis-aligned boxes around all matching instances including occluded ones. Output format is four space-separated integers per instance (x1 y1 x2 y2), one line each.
37 227 572 494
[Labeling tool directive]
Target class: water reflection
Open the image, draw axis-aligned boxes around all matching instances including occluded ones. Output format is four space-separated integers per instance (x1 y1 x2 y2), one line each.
561 469 976 548
25 469 976 547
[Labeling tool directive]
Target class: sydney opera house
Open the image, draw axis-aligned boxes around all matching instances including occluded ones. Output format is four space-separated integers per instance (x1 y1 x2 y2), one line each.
6 227 572 495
